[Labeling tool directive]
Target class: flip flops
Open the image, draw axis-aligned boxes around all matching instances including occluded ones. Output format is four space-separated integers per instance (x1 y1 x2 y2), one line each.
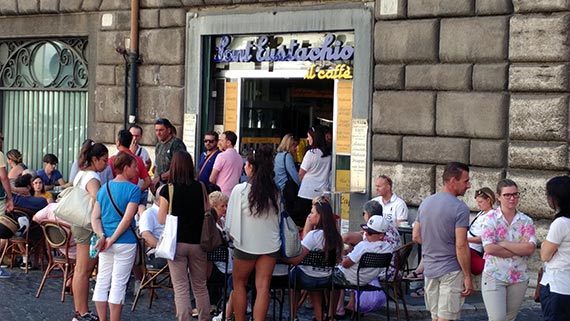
410 288 425 297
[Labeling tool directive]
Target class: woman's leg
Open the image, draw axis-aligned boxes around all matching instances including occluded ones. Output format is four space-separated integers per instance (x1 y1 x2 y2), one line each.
309 290 324 321
505 280 528 321
252 255 277 321
169 243 192 321
481 273 507 321
92 246 115 321
107 243 136 321
187 244 211 321
232 258 256 321
74 243 98 315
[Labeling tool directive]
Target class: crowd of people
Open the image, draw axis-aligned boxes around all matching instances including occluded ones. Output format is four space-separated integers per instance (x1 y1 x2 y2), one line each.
0 120 567 321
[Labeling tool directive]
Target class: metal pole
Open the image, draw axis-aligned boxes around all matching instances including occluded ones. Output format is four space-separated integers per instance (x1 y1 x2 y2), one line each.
128 0 139 125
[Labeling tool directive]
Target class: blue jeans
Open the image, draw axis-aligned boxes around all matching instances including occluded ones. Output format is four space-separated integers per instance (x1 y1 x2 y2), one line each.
540 284 570 321
290 266 330 289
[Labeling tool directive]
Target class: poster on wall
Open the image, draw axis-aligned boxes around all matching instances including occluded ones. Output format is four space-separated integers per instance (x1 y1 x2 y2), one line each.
336 169 351 234
336 81 353 155
224 82 238 132
350 119 367 192
183 113 197 158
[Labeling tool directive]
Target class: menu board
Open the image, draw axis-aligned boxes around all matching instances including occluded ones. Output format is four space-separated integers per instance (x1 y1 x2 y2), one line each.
350 119 368 191
224 82 238 132
183 113 196 157
336 169 351 234
336 81 353 154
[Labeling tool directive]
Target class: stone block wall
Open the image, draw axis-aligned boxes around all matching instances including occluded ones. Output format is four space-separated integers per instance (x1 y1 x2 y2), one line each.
374 0 570 282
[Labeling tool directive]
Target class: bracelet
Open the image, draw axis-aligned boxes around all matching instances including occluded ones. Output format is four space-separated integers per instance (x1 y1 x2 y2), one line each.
99 233 106 238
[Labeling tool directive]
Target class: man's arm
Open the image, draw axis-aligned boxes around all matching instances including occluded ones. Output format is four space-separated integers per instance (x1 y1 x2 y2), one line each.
455 227 473 297
0 167 13 212
412 221 422 244
209 169 220 185
141 230 159 248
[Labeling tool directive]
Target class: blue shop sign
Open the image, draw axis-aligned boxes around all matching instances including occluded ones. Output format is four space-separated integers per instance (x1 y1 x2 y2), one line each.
214 34 354 63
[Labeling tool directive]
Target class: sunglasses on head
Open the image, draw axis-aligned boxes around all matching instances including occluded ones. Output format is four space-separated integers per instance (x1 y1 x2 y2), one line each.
475 189 492 199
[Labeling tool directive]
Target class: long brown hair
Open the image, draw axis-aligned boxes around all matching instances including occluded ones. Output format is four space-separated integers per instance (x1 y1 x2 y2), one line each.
313 201 343 262
247 145 279 216
168 151 195 186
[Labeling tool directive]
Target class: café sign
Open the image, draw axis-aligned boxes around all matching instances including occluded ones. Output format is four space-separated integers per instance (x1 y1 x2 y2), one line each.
304 64 352 80
214 33 354 63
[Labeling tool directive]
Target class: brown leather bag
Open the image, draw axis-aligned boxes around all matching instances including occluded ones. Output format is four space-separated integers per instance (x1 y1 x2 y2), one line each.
533 267 543 303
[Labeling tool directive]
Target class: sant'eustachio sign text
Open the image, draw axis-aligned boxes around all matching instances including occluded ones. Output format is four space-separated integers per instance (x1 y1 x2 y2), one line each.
214 34 354 63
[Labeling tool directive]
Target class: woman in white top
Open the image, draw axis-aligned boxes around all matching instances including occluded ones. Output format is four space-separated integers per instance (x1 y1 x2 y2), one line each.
468 187 495 275
226 145 280 321
295 126 331 227
71 139 109 321
540 176 570 321
287 199 343 321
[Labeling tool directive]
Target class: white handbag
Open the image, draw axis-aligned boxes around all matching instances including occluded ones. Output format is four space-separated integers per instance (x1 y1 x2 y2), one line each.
155 184 177 260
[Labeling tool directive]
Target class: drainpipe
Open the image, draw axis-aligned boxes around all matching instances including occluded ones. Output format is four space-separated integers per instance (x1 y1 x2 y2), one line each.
128 0 139 125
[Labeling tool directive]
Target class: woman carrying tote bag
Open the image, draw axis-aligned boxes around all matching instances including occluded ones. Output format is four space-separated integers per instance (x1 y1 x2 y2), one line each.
157 151 210 321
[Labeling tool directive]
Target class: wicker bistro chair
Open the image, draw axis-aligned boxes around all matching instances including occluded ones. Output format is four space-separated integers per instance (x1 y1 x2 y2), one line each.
289 250 337 321
131 249 172 311
35 220 75 302
380 242 414 321
336 252 393 321
206 245 230 320
0 207 44 273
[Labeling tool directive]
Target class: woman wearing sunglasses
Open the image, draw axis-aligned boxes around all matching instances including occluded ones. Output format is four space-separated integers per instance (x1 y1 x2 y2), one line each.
480 179 536 321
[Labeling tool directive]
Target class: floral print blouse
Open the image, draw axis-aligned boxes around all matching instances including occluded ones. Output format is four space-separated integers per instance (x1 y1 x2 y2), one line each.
481 208 536 284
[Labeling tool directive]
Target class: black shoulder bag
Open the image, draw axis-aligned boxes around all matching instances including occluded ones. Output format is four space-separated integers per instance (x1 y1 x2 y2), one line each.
106 183 145 266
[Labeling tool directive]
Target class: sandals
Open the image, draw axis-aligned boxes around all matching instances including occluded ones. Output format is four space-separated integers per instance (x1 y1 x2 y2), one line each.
411 288 425 297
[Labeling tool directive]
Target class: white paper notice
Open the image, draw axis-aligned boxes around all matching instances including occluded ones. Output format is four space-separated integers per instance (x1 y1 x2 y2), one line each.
350 119 367 192
183 113 197 158
380 0 398 15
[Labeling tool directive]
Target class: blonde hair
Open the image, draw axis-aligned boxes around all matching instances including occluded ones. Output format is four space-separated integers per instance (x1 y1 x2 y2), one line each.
209 191 229 207
277 134 298 153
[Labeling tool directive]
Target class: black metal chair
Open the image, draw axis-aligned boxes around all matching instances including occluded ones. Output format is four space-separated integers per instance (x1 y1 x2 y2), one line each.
337 252 393 321
381 242 414 321
289 250 337 321
207 245 230 320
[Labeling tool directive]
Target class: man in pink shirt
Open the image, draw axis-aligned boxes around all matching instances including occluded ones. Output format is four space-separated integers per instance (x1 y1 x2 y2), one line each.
209 131 243 196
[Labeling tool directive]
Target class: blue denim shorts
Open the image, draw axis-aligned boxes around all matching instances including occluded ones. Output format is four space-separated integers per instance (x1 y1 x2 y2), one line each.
290 266 331 289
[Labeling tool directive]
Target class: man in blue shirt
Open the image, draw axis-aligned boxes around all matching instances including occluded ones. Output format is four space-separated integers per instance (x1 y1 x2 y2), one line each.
197 131 221 187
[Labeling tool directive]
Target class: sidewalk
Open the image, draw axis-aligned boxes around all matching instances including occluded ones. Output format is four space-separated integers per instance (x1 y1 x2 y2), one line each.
0 267 543 321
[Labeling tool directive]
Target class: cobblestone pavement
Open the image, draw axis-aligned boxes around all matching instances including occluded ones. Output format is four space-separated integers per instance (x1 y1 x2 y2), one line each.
0 268 543 321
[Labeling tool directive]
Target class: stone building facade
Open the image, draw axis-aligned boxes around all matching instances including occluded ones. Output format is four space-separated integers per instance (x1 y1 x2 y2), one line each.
0 0 567 275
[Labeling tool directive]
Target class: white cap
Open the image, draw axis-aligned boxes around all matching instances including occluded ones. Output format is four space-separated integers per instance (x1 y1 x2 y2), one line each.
360 215 389 234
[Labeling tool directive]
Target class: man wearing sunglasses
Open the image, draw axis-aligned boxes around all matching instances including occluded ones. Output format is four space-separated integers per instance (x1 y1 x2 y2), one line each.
197 131 221 186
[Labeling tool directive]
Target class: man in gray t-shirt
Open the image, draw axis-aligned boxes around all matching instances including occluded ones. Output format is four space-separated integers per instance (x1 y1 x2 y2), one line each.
413 162 473 321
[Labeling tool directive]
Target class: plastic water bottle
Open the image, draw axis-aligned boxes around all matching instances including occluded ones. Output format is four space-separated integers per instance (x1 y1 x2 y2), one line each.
89 234 99 258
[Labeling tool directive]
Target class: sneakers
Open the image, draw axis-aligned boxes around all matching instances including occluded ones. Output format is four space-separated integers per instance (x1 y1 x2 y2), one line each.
0 268 10 278
20 262 32 270
72 311 99 321
192 308 199 318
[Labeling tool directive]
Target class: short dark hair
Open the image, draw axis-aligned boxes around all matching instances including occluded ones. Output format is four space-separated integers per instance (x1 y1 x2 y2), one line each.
205 131 219 141
442 162 469 183
15 174 33 188
43 154 58 164
154 118 173 128
363 200 383 217
117 129 133 148
223 131 237 146
546 176 570 219
496 178 518 195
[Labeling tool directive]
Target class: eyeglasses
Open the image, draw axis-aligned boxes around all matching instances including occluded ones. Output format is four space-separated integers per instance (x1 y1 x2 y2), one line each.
204 139 216 143
501 192 520 199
